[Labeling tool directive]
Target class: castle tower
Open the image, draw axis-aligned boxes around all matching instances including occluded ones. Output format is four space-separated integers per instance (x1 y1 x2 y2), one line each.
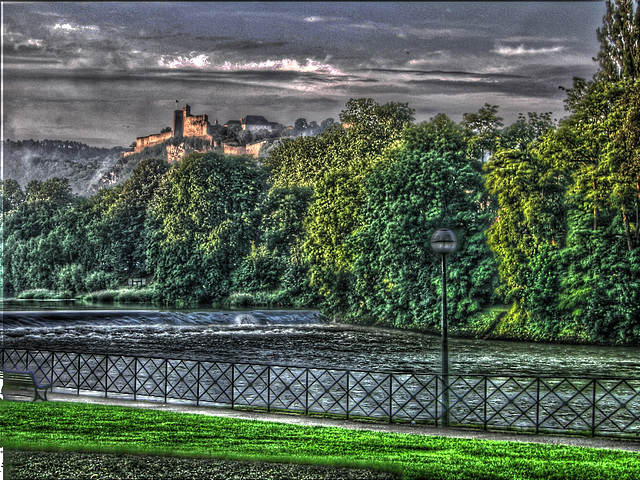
173 110 183 137
183 104 191 118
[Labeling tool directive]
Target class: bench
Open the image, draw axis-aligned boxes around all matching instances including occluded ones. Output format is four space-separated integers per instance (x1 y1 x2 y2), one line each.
1 370 52 401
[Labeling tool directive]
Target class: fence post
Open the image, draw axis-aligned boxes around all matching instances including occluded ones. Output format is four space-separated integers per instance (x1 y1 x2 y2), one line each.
535 377 540 435
483 376 488 430
389 374 393 423
305 368 309 416
104 356 109 398
49 351 54 389
346 371 350 420
134 357 138 401
196 361 201 406
231 364 235 409
267 366 271 412
591 379 597 438
435 375 439 427
77 355 81 395
164 359 168 403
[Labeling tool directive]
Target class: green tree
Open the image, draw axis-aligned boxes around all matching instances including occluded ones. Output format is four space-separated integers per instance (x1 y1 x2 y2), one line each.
320 118 335 130
294 118 308 131
25 177 74 206
302 99 415 314
2 180 80 293
145 152 267 306
0 179 25 214
595 0 640 81
84 157 170 283
541 78 640 342
462 103 504 159
482 110 568 339
351 114 497 329
231 186 317 304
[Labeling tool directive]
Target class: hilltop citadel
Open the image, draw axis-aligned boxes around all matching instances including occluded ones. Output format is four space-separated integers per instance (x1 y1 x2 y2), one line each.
126 104 286 161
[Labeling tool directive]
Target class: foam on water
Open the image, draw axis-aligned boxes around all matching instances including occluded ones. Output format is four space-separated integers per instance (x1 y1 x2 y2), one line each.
2 309 326 329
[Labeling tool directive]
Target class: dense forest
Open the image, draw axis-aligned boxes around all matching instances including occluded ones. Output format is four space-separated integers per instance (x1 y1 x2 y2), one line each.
2 0 639 345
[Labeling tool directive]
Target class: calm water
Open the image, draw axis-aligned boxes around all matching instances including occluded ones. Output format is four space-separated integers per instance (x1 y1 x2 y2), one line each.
3 302 639 378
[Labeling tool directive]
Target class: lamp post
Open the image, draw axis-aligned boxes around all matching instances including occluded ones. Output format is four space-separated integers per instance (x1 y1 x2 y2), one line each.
430 228 457 427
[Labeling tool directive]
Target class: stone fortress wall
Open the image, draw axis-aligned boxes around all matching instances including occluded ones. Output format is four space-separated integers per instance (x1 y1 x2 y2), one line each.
130 105 281 159
134 105 214 154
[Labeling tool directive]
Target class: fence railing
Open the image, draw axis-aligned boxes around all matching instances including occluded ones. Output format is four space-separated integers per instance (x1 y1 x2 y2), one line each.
2 348 639 439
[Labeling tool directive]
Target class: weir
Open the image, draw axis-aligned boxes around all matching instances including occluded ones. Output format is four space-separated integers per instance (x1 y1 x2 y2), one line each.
2 310 326 329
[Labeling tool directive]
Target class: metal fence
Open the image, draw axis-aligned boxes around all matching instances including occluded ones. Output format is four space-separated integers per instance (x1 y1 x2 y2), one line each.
2 348 639 439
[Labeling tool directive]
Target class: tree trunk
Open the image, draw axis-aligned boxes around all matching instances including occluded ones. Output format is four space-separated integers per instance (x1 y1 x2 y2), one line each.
622 205 633 251
593 180 598 231
636 181 640 247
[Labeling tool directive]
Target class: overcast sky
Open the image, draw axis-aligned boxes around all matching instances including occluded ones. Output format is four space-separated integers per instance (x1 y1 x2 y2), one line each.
3 2 607 148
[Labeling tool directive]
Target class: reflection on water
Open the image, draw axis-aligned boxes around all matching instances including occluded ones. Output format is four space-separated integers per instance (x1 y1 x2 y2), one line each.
2 304 639 377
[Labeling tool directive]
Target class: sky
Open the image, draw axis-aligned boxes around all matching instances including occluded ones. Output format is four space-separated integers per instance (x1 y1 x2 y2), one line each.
2 1 608 149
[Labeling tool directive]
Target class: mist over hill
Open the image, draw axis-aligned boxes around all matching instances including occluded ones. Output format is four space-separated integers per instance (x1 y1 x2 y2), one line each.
2 139 123 196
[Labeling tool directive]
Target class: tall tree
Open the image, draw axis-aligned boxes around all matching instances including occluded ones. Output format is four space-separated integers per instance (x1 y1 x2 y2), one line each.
145 152 267 305
462 103 504 159
0 179 25 214
595 0 640 81
352 114 497 329
484 112 566 339
302 99 414 313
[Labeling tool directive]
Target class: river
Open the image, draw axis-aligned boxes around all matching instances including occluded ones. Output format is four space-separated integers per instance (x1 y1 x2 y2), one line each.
3 302 639 378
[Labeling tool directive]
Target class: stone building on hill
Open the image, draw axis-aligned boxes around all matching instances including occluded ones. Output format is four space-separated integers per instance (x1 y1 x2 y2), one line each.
128 105 281 159
133 104 215 154
241 115 280 132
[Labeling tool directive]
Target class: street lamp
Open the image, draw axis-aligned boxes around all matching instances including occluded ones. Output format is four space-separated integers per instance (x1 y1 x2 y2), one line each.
430 228 458 427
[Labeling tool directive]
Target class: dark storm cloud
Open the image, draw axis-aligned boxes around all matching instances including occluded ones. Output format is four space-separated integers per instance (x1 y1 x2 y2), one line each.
2 2 607 148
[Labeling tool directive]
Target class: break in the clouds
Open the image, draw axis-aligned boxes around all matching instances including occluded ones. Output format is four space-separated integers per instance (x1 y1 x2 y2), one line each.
493 45 565 56
157 55 343 75
2 2 607 148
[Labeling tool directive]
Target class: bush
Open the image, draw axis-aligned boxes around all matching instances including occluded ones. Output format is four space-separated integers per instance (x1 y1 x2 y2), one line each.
82 287 157 304
83 271 119 292
114 288 155 304
82 289 119 303
55 264 85 296
17 289 70 300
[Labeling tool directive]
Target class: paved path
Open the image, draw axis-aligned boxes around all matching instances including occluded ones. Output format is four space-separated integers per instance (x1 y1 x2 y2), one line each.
48 393 640 453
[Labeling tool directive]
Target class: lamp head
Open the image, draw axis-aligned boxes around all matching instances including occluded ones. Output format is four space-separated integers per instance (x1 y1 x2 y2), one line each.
430 228 458 255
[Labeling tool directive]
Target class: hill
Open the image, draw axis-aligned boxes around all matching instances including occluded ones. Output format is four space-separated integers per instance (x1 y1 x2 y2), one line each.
2 139 122 196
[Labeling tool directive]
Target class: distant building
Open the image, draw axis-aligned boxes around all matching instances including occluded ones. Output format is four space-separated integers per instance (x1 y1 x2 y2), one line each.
134 104 215 153
222 139 266 158
129 105 279 159
241 115 281 133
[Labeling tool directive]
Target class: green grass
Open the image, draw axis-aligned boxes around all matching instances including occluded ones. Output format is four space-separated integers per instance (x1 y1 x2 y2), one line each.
81 287 156 303
2 401 639 479
16 289 72 300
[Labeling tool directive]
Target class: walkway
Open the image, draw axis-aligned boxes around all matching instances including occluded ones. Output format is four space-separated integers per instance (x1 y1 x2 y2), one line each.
48 392 640 453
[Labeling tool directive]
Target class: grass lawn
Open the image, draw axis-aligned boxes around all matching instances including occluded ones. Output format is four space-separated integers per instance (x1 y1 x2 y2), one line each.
1 400 639 480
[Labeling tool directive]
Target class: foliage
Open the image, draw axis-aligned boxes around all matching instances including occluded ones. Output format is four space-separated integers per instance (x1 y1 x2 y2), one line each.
595 0 640 81
1 179 26 213
352 114 497 329
145 152 268 305
230 186 320 306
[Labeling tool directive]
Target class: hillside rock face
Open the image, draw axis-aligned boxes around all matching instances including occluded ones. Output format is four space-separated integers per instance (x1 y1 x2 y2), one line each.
3 140 122 196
